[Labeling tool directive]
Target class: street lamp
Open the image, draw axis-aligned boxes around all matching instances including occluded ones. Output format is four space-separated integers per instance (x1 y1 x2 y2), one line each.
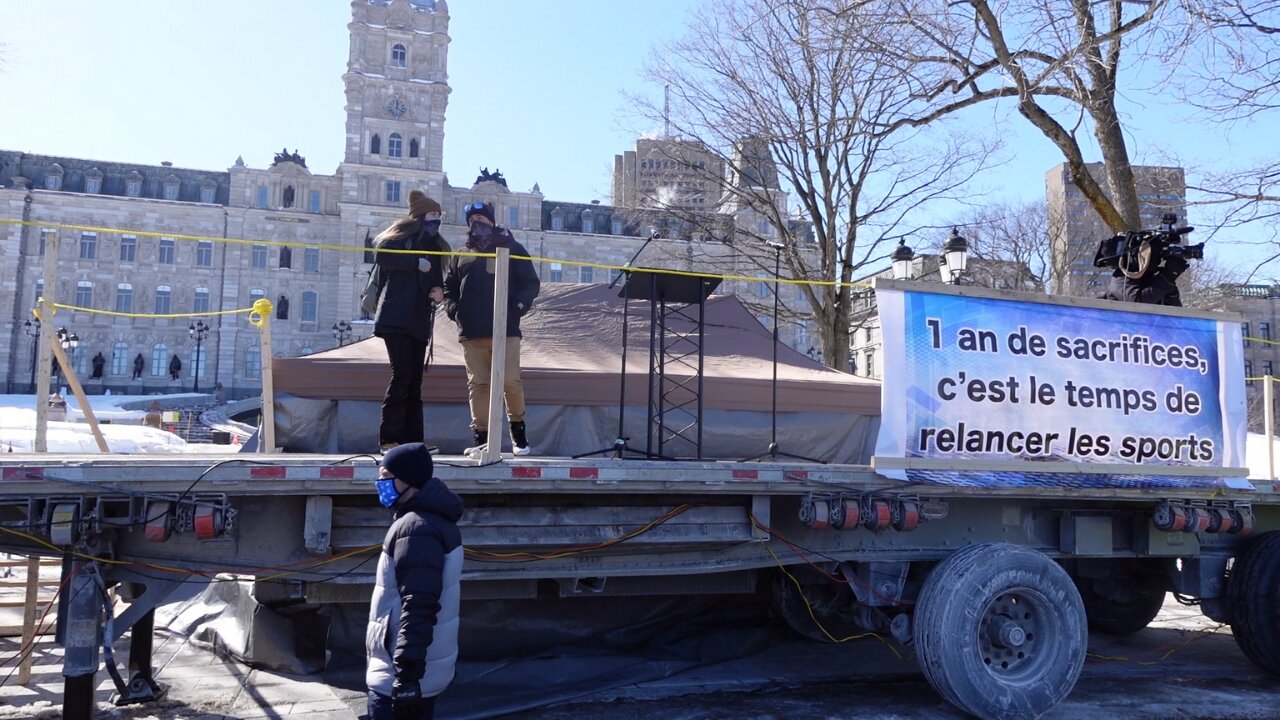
890 239 915 280
188 320 210 393
54 327 79 388
940 227 969 284
23 318 40 392
332 320 352 347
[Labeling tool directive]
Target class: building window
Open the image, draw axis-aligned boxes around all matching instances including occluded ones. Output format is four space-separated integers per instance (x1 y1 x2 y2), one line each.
200 183 216 203
79 232 97 260
85 175 102 194
196 240 214 267
154 285 172 315
1246 360 1253 379
756 218 772 236
249 288 265 304
391 43 407 67
304 247 321 273
111 342 129 375
299 347 315 356
125 173 143 197
865 352 874 378
549 262 563 283
1264 361 1275 377
301 291 318 323
34 279 44 307
150 343 168 377
409 138 419 158
610 269 623 286
611 217 623 234
163 179 180 200
388 133 403 158
1244 323 1251 346
73 347 89 377
193 287 210 313
75 281 93 308
370 134 381 155
120 235 137 262
582 211 594 234
115 283 133 313
509 207 520 228
256 186 269 208
552 215 564 231
755 280 770 299
386 180 401 203
1262 322 1272 342
158 237 175 264
190 346 206 380
309 190 321 213
45 173 62 190
283 185 295 208
244 345 262 377
580 266 594 284
251 244 268 268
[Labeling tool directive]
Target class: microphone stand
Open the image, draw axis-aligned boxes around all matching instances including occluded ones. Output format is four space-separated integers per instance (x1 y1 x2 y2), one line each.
743 242 824 464
575 231 663 459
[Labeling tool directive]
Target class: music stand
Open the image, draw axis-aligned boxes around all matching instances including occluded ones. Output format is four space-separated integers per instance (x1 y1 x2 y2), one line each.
573 265 665 460
742 244 824 463
627 269 721 460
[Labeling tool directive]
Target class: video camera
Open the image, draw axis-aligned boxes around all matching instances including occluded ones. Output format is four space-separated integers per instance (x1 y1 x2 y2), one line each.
1094 213 1204 279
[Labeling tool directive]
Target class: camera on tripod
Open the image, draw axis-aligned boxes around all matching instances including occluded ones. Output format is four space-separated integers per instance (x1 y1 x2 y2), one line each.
1094 213 1204 278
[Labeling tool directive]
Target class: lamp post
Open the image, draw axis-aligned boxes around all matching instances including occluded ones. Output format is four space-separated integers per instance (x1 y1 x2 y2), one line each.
332 320 352 347
189 320 209 393
54 327 79 389
24 318 40 392
940 227 969 284
891 239 915 280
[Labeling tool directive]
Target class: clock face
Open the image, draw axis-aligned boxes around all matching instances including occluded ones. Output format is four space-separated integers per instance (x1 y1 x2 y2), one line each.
387 98 407 118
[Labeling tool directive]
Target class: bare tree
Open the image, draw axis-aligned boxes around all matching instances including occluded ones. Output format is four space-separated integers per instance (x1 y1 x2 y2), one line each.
631 0 992 369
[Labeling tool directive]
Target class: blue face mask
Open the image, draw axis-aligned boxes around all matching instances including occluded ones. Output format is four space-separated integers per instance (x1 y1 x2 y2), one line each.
375 478 401 508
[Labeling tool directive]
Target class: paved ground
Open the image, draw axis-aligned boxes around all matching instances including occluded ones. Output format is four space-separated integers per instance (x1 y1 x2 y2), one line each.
1 598 1278 719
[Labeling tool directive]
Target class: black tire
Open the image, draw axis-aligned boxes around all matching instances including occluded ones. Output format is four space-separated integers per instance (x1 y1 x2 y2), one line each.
914 544 1087 720
1228 531 1280 674
1074 576 1166 636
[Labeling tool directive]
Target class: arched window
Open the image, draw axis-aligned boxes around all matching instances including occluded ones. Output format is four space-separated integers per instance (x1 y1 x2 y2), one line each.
581 210 594 234
111 341 129 375
388 133 403 158
391 43 407 67
370 134 381 155
125 171 143 198
299 347 315 356
301 291 318 323
409 138 419 158
243 345 261 378
150 343 168 377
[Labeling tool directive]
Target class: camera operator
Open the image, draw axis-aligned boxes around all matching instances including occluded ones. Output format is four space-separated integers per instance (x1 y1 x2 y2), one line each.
1096 214 1197 307
1101 251 1188 307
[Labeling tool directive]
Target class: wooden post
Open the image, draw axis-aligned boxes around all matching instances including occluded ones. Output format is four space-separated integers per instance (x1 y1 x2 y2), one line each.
1265 374 1275 481
34 231 59 453
258 307 277 454
48 339 109 453
481 247 510 464
16 555 40 684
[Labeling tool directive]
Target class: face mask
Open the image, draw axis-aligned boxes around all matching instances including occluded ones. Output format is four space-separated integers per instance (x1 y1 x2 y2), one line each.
470 223 494 242
375 478 400 508
422 219 441 235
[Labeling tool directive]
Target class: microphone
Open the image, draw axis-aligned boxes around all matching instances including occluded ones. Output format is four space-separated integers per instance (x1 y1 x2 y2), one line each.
610 229 662 289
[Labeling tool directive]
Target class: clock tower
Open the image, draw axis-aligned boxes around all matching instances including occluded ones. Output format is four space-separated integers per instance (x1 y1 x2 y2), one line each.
341 0 450 206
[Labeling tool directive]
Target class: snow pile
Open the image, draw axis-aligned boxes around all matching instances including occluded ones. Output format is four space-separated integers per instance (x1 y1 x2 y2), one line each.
0 393 230 455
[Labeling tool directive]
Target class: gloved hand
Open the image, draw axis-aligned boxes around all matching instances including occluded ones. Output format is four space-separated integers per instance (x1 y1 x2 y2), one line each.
392 680 427 720
1163 255 1190 277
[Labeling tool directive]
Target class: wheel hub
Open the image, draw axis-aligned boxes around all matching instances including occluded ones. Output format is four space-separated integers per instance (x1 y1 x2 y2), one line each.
978 591 1047 676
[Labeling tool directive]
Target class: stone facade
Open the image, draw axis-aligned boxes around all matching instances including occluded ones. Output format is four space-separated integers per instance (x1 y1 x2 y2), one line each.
0 0 818 397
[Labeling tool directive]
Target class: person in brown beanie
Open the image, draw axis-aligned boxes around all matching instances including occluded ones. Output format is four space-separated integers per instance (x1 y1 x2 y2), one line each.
370 190 450 452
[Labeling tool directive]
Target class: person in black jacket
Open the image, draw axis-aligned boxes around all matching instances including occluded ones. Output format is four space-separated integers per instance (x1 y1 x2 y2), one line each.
366 443 463 720
372 190 450 452
1102 254 1188 306
443 201 541 457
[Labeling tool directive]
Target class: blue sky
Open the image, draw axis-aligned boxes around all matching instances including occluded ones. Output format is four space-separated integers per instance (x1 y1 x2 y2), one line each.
0 1 1273 276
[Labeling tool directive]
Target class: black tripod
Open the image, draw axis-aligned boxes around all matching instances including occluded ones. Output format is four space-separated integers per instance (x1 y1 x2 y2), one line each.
575 232 664 459
743 243 824 464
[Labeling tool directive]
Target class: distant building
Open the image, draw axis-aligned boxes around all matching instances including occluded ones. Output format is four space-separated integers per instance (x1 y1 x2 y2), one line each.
612 138 724 211
1045 163 1186 297
1214 284 1280 432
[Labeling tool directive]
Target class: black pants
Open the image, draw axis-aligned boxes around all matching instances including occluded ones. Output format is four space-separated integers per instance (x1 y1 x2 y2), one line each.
368 690 436 719
381 334 428 446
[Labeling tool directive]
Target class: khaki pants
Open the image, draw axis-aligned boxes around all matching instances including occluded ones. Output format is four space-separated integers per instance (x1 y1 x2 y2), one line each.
461 337 525 432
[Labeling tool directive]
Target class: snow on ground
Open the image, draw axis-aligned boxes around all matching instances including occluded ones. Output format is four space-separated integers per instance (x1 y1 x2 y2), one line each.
0 393 230 455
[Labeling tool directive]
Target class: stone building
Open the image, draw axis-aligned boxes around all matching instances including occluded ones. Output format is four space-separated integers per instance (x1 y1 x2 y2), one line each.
0 0 818 397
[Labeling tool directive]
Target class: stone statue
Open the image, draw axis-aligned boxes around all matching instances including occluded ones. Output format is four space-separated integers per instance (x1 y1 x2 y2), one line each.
91 352 105 379
272 148 308 168
132 353 145 380
474 167 508 187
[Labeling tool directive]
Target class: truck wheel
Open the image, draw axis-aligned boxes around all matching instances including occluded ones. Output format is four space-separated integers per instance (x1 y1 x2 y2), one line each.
1228 531 1280 674
1074 577 1165 636
914 544 1086 720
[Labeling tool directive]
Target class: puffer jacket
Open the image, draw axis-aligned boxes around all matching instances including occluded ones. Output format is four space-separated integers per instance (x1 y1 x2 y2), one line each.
442 228 540 340
372 220 450 343
364 478 464 698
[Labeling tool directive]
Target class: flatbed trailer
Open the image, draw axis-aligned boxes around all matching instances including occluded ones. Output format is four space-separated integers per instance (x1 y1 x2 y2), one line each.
1 452 1278 719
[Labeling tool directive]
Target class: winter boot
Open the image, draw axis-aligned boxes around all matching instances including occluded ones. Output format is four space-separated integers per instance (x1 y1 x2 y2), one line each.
464 429 488 459
510 421 531 456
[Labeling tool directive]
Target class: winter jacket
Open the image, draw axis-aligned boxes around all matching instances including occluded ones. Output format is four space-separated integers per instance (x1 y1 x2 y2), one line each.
372 220 449 343
1102 271 1183 307
442 228 540 340
365 477 464 699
